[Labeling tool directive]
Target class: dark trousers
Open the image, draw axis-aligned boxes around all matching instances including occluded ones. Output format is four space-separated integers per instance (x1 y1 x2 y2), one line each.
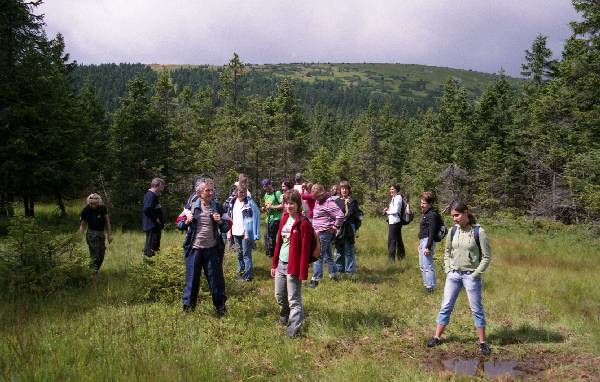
265 219 280 257
143 228 162 257
182 246 226 309
387 223 405 261
86 229 105 271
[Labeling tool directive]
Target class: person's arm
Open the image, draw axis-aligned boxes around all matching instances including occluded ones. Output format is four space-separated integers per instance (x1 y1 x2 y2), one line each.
272 191 284 210
301 191 313 201
271 214 287 277
299 219 312 280
472 227 492 278
329 200 345 229
444 230 452 274
105 212 113 243
143 193 158 223
79 219 86 234
251 200 261 241
426 211 439 250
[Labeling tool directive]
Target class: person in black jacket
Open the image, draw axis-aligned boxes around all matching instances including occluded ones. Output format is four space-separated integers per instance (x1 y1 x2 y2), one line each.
418 191 441 292
142 178 165 257
334 181 360 276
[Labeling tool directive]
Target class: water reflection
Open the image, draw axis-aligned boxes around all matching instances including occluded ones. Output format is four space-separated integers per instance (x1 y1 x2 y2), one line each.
439 357 527 378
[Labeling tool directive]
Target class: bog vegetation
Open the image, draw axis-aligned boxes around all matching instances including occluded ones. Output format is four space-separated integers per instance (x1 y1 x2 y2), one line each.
1 206 599 380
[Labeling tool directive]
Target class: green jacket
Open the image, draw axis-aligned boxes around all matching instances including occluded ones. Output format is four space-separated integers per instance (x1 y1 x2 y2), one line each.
444 224 491 277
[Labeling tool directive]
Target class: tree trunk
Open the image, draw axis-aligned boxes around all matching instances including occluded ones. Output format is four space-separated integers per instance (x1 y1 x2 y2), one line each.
55 187 66 216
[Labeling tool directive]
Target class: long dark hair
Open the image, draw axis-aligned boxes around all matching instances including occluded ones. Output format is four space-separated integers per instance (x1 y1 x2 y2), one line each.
451 201 477 225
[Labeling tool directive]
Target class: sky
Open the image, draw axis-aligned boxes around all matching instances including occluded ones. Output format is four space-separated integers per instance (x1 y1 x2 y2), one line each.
39 0 579 76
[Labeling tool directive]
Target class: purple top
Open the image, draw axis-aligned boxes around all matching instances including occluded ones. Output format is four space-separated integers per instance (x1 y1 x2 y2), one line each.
312 193 344 233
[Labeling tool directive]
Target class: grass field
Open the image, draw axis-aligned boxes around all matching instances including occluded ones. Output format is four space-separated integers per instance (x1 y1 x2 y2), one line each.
1 208 599 381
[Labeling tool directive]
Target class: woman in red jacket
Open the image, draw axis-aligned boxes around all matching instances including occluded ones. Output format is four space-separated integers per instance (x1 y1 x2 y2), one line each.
271 189 313 337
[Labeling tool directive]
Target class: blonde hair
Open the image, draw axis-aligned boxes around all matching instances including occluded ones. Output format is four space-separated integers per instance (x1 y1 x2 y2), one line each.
86 193 103 205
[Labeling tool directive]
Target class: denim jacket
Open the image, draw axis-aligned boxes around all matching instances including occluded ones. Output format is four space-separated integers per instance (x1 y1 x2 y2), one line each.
231 197 261 241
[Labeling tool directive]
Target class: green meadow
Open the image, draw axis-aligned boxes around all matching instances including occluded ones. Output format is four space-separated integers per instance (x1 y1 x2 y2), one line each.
1 207 599 381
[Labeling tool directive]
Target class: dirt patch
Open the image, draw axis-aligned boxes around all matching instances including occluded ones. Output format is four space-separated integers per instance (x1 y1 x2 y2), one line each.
426 349 600 380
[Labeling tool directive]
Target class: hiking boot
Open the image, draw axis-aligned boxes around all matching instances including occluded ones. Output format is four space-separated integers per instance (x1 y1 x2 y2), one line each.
479 342 492 356
278 315 289 325
307 280 319 288
215 306 227 318
426 337 442 348
426 287 435 294
183 305 195 313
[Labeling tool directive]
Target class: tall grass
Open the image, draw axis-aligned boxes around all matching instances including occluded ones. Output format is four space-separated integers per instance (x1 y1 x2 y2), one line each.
1 209 599 381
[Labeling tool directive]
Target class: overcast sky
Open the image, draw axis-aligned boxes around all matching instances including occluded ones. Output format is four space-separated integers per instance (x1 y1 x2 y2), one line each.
39 0 578 76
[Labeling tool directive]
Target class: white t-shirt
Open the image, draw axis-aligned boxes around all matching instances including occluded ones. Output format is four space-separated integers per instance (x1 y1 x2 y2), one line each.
387 194 403 224
232 200 245 236
294 184 309 212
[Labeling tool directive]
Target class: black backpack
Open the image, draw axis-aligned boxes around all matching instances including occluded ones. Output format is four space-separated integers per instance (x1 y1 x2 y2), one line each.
435 213 447 242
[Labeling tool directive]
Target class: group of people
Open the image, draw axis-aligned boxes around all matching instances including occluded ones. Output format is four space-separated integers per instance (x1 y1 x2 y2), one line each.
78 174 493 354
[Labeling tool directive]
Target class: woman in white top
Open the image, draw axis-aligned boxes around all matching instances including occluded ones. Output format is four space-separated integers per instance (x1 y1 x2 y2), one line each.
383 184 405 261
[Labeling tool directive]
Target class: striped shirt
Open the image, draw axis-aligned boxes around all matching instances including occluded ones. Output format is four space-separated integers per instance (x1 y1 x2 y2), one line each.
312 195 344 233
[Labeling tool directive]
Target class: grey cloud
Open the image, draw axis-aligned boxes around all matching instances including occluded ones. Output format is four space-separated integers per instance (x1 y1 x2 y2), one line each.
40 0 578 76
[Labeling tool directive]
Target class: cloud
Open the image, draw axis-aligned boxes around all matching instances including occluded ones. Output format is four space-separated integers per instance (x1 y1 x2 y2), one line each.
40 0 578 75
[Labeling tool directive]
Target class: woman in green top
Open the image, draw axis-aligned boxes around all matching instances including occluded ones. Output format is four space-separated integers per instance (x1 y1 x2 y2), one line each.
427 201 492 356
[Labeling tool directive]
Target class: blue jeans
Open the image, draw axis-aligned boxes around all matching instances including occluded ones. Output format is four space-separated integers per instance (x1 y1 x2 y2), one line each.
436 270 486 328
418 238 436 289
182 246 226 309
234 235 253 280
312 231 336 281
335 225 356 274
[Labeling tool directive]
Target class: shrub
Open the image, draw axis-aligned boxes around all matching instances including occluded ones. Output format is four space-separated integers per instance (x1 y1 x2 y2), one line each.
0 217 90 295
133 245 186 302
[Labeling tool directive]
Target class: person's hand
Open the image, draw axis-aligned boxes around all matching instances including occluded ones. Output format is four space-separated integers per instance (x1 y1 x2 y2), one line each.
424 248 431 257
185 214 193 224
383 207 388 214
107 234 113 244
212 212 221 224
244 233 249 240
270 268 276 278
227 231 232 240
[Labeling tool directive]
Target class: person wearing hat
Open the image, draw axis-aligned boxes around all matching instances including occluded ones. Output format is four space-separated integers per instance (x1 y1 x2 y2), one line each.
261 179 283 258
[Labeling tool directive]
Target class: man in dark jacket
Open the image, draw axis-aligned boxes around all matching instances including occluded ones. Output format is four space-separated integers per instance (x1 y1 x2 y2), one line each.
418 191 442 292
142 178 165 257
178 179 228 316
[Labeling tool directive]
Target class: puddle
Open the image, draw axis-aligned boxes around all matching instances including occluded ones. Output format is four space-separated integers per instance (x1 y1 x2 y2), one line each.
440 358 528 379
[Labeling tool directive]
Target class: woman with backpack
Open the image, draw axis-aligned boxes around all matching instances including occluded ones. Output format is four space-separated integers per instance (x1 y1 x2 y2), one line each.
271 189 314 337
426 201 493 356
334 181 360 276
383 184 406 261
418 191 443 293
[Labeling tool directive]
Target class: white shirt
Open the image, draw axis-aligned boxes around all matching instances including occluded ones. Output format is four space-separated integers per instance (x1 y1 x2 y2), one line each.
387 194 403 224
232 200 245 236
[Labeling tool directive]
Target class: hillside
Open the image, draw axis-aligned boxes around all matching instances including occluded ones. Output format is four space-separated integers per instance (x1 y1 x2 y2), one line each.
77 63 521 115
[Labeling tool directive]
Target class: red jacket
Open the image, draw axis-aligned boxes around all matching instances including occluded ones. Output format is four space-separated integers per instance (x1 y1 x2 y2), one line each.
272 213 312 280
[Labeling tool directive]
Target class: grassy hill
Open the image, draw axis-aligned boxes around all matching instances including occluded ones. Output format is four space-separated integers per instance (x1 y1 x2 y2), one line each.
150 62 522 102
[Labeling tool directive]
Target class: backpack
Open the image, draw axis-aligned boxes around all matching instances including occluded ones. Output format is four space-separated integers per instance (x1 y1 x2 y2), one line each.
301 217 321 263
400 197 414 225
435 214 447 242
449 224 481 254
355 206 364 231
